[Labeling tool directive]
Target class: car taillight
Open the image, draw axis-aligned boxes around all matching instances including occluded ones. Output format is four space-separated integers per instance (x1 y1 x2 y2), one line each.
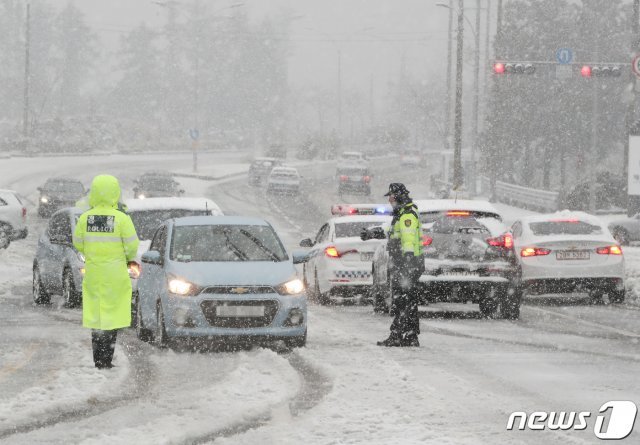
521 247 551 257
340 175 348 182
363 175 371 183
324 246 357 258
446 211 470 217
422 235 433 246
596 245 623 255
487 233 513 249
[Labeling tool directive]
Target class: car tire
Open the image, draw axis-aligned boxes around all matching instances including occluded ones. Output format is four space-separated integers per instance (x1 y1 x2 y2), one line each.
609 289 625 304
314 270 330 305
611 227 629 246
0 227 10 249
154 303 169 348
285 329 307 348
62 268 82 308
136 295 153 342
33 265 50 305
500 286 521 320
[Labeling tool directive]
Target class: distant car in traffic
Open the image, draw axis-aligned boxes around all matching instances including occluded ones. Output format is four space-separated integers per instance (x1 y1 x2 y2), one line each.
300 204 392 304
135 216 308 348
266 166 301 195
511 212 625 304
336 166 372 196
371 199 520 318
133 171 184 199
248 157 281 186
607 214 640 245
37 178 85 217
0 189 28 243
400 149 423 167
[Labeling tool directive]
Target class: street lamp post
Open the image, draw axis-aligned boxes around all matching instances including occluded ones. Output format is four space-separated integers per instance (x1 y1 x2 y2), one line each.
453 0 465 191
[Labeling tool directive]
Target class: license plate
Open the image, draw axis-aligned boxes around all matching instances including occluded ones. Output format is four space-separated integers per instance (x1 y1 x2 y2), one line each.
360 252 373 261
216 305 265 317
441 271 480 277
556 250 590 260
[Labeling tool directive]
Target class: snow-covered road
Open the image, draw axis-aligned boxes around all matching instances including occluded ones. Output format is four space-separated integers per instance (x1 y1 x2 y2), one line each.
0 153 639 444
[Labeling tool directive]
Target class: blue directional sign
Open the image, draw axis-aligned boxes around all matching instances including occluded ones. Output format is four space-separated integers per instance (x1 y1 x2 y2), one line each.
556 48 573 65
188 128 200 141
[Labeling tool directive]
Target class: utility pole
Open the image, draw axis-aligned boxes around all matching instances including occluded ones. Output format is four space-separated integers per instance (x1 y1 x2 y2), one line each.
452 0 465 190
626 0 640 215
22 2 31 141
444 0 453 150
470 0 481 195
337 49 342 145
483 0 491 105
490 0 503 201
588 48 600 213
369 73 374 127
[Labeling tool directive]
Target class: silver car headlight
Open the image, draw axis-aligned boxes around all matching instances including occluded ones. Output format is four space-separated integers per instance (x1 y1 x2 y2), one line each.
167 276 201 296
276 278 305 296
138 194 146 200
40 196 49 203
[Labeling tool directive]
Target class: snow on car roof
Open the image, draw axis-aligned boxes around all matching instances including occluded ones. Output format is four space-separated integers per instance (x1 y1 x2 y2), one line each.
518 210 604 226
414 199 499 215
125 197 223 215
270 167 298 173
172 215 270 227
330 214 391 224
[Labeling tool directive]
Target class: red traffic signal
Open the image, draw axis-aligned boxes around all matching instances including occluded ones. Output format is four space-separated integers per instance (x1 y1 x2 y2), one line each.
493 62 505 74
492 62 535 75
581 64 621 78
581 65 592 77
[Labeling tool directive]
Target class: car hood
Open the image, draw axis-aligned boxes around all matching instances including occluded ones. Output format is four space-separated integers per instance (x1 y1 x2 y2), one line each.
166 259 296 287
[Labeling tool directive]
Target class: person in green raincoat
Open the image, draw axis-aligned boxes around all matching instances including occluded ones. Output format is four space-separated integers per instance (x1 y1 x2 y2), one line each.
73 175 139 369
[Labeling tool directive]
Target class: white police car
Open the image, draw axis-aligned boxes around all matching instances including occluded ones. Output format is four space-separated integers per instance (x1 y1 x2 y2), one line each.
299 204 391 304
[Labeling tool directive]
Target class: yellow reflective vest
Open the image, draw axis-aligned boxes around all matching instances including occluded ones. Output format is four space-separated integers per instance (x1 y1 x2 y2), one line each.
73 175 139 330
390 202 423 257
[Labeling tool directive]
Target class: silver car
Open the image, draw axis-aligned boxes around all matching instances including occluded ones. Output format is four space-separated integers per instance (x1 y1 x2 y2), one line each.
136 216 308 348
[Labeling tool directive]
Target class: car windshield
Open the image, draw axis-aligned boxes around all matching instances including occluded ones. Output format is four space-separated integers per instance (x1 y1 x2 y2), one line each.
170 224 288 262
44 181 83 193
139 177 176 190
129 209 211 240
335 221 384 238
529 220 603 236
252 160 274 168
271 171 297 178
431 217 490 235
341 153 361 161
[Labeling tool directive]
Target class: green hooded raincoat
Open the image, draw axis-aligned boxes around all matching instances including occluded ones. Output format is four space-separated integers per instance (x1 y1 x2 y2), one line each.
73 175 139 330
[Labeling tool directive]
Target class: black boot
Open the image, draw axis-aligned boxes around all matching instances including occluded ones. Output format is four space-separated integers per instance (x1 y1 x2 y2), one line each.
402 336 420 347
377 337 403 347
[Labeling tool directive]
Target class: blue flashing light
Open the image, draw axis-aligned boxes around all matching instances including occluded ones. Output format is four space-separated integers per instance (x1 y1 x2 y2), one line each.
376 207 389 214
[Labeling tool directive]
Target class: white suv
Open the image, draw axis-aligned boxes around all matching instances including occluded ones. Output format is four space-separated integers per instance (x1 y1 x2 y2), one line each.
0 189 28 245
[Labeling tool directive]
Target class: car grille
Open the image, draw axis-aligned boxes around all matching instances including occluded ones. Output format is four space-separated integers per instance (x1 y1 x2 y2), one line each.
201 286 276 295
200 300 279 328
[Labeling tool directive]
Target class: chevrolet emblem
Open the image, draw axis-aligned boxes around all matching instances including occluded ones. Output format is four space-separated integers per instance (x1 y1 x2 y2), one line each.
230 287 249 294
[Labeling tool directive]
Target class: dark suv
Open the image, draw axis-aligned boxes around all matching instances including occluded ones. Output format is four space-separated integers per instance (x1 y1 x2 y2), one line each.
37 178 85 217
133 171 184 199
248 157 281 186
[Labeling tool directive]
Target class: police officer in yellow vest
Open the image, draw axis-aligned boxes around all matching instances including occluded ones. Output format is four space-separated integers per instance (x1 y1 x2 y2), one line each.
363 183 424 347
73 175 139 369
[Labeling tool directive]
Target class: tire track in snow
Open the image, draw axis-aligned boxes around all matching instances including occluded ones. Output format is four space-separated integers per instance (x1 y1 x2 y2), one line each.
182 351 332 445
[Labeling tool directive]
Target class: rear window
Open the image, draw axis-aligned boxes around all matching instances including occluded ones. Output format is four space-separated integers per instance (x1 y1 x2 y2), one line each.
130 209 211 240
337 168 368 176
44 180 84 194
431 217 490 235
529 220 603 236
420 211 501 225
335 221 384 238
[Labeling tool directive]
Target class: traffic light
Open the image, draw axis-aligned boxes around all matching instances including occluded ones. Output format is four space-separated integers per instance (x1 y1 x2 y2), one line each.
580 64 621 78
492 62 536 75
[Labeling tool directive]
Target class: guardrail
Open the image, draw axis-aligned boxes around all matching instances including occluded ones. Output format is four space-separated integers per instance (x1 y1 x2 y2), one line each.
479 177 558 212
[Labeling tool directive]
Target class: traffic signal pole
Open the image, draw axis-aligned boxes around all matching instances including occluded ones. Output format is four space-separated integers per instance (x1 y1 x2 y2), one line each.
625 0 640 215
453 0 465 191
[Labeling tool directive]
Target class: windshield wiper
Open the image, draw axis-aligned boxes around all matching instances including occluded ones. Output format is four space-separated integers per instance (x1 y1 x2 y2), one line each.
238 229 282 261
223 232 250 261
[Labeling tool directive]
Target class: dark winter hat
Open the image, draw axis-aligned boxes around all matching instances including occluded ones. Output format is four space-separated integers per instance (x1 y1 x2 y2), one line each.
384 183 410 197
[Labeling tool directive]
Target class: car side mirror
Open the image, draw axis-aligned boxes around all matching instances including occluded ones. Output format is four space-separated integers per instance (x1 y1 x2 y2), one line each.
141 250 163 265
292 251 309 264
299 238 313 248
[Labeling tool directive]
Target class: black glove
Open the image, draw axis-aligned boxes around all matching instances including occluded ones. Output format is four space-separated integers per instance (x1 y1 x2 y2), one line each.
360 228 371 241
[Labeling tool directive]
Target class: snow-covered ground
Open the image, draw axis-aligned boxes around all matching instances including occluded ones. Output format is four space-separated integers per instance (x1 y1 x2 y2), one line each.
1 154 639 444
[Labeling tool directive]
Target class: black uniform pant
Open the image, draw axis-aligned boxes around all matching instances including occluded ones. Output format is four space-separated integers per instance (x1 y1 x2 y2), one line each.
389 263 422 342
91 329 118 367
